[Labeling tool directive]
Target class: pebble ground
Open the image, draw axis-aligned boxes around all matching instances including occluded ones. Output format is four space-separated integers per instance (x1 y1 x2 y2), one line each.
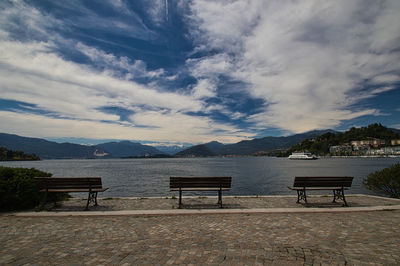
1 195 399 265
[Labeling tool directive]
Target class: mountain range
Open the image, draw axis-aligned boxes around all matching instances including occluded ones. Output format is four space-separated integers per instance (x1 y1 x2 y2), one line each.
2 124 398 159
0 133 165 159
0 130 334 159
175 130 335 157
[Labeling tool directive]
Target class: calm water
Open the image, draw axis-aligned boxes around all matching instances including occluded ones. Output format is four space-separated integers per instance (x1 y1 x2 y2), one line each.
1 157 399 197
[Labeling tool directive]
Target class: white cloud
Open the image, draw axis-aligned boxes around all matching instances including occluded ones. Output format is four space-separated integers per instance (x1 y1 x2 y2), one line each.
0 111 252 144
248 108 379 133
187 53 233 78
0 40 207 120
0 3 251 144
372 74 400 84
188 0 261 53
370 86 395 95
144 0 168 25
186 0 400 133
0 0 62 40
192 79 217 99
76 42 164 79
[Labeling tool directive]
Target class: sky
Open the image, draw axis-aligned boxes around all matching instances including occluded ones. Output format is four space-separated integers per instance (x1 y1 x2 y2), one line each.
0 0 399 146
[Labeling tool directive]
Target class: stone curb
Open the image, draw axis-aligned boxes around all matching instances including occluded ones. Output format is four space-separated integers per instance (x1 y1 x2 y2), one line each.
4 204 400 218
2 194 399 217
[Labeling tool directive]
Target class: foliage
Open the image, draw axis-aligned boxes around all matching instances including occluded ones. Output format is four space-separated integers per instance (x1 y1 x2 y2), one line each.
363 163 400 198
0 147 40 161
0 167 51 211
280 124 400 156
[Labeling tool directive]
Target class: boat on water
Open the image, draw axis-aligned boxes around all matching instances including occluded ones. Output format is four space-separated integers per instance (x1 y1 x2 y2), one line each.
288 152 318 160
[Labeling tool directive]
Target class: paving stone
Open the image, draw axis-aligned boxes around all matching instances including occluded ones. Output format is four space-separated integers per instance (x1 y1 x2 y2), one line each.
1 196 400 265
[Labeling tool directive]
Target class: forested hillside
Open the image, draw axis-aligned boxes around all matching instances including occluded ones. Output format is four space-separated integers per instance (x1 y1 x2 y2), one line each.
0 147 40 161
280 124 400 156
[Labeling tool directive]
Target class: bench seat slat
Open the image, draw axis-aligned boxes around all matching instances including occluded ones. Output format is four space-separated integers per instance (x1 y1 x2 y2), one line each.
292 176 353 188
170 184 231 188
170 188 231 191
40 188 108 193
288 187 349 191
293 183 352 187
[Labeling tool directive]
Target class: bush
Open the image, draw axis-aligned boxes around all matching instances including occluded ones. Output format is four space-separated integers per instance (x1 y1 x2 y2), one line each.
0 166 52 211
363 163 400 198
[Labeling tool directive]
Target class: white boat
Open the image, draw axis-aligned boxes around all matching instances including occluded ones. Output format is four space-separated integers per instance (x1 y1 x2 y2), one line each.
288 152 318 160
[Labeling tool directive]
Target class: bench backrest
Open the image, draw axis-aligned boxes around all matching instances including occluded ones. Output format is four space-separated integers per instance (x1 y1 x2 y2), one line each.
35 177 103 190
292 176 353 188
170 176 232 189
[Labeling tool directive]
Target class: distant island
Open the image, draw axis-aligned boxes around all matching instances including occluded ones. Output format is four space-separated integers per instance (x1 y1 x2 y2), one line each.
0 147 40 161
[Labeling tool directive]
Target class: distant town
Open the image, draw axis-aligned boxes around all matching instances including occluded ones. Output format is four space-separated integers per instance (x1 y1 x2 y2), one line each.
330 139 400 156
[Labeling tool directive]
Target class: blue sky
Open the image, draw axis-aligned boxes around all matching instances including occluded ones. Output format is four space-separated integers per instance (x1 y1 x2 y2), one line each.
0 0 399 146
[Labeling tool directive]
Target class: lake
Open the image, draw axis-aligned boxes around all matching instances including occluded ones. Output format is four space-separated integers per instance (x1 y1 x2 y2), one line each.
1 157 399 197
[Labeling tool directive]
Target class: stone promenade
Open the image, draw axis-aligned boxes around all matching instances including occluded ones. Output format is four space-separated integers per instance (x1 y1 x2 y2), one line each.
1 195 400 265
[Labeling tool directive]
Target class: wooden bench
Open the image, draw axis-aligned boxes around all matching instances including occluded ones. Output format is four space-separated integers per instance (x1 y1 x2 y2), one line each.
170 176 232 208
35 177 108 210
288 176 354 206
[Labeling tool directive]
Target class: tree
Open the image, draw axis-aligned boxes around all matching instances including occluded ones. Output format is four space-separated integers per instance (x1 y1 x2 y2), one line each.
0 167 51 211
363 163 400 198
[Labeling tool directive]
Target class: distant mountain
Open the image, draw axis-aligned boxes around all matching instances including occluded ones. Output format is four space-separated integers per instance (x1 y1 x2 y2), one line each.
0 133 164 159
152 145 188 155
390 128 400 134
175 143 216 157
204 141 226 154
0 133 106 159
175 130 335 157
96 141 163 157
222 130 335 155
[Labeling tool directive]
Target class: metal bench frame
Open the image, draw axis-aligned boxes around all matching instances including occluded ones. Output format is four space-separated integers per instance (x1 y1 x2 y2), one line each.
35 177 108 210
288 176 354 207
170 176 232 208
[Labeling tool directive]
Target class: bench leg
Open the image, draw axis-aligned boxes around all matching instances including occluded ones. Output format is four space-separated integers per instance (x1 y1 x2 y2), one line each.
332 190 337 203
218 189 222 208
178 189 182 209
85 191 97 211
333 189 348 207
94 192 98 206
297 189 307 204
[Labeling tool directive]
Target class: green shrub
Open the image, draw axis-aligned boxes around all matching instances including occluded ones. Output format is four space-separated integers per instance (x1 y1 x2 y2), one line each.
0 166 52 211
363 163 400 198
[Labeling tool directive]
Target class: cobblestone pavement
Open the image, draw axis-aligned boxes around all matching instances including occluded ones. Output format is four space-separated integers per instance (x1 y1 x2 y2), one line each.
50 194 400 212
1 209 400 265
